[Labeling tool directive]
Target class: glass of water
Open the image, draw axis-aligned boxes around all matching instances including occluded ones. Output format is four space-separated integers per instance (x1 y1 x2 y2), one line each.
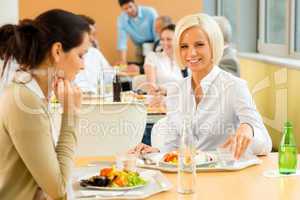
177 115 196 194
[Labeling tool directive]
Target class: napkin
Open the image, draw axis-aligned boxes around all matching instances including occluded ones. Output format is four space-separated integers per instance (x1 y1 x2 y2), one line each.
263 169 300 178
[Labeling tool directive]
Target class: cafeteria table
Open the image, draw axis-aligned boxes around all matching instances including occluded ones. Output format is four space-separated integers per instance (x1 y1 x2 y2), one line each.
75 153 300 200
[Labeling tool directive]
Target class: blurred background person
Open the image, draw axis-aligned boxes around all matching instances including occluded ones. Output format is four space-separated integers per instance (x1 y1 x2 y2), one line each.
153 15 173 52
75 14 115 94
213 16 240 77
144 24 183 95
79 14 99 49
116 0 158 65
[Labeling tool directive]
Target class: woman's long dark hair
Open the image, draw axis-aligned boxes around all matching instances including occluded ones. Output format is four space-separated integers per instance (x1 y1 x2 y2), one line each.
0 9 90 77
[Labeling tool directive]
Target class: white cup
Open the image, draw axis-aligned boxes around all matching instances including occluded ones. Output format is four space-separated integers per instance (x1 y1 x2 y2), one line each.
116 153 137 172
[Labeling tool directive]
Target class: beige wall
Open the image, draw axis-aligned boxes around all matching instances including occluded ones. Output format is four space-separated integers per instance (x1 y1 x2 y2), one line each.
240 58 300 151
0 0 18 25
19 0 202 64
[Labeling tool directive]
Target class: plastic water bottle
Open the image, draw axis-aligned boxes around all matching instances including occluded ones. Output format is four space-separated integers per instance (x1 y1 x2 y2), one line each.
177 115 196 194
279 121 298 174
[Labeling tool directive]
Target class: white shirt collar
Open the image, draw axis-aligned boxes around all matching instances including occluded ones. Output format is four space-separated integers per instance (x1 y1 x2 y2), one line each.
188 66 221 95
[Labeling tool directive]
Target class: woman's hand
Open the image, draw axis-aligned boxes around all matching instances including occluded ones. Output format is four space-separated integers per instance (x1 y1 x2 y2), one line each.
147 85 159 95
221 123 253 160
53 78 82 114
148 86 166 96
148 94 165 108
128 143 159 154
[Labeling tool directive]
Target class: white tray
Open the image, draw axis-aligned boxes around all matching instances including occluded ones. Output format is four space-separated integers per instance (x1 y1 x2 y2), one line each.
137 152 262 173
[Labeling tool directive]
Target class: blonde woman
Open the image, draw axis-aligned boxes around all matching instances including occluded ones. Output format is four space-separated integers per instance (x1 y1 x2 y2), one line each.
132 13 272 159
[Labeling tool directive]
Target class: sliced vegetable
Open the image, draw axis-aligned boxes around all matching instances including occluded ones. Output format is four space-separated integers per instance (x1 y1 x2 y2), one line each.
83 166 147 188
100 167 113 177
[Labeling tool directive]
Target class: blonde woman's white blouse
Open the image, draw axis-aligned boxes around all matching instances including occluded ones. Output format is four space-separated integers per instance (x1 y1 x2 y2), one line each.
161 66 272 155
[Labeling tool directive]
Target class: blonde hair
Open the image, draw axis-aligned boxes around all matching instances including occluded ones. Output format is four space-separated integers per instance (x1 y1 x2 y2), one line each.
174 13 224 69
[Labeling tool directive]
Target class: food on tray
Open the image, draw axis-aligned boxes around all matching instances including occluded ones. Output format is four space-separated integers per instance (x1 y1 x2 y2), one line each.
163 151 178 164
135 94 146 100
80 166 147 188
162 151 218 165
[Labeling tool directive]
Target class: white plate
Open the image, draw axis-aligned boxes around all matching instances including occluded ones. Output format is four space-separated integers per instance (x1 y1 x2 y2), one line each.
73 170 173 199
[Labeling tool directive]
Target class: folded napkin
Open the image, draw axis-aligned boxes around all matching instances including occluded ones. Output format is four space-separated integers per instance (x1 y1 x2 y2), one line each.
263 169 300 178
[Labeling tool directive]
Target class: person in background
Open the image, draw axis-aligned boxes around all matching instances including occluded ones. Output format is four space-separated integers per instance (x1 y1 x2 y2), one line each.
75 15 114 94
144 24 183 95
79 14 99 49
141 24 182 146
0 9 90 200
116 0 158 65
213 16 240 77
131 13 271 159
153 16 173 52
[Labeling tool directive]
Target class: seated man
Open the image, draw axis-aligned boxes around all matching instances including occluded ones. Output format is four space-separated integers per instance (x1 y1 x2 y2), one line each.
79 14 99 49
213 16 240 77
75 15 114 94
74 47 114 94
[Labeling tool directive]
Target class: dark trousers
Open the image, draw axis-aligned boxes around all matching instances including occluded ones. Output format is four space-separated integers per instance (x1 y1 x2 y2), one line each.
141 123 154 146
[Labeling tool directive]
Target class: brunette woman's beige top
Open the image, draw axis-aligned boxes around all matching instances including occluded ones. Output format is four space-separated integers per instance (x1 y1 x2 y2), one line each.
0 79 78 200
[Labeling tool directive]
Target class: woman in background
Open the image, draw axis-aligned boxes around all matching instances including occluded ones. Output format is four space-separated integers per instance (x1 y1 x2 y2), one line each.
0 9 90 200
153 15 173 52
144 24 183 95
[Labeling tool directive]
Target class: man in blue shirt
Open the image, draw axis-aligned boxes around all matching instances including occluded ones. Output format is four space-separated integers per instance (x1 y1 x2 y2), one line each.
117 0 158 64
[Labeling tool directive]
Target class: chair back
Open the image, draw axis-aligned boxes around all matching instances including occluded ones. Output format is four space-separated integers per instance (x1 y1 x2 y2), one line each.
76 102 147 156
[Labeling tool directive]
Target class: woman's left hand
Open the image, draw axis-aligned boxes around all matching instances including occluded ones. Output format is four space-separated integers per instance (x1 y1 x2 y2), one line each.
221 123 253 160
148 94 165 108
